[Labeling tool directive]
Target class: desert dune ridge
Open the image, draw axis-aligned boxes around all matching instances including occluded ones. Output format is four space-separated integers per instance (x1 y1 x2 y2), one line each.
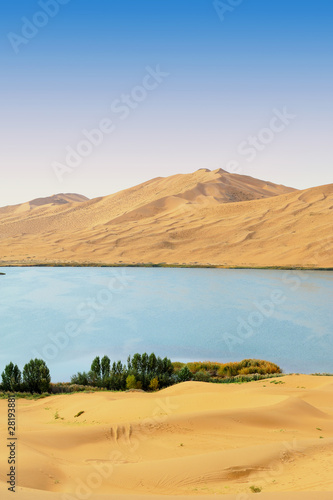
0 168 332 268
0 193 89 216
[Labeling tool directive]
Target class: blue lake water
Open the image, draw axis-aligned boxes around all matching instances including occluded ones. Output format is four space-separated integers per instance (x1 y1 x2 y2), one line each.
0 267 332 382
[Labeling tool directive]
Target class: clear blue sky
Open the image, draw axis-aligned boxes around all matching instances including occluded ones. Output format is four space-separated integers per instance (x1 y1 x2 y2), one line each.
1 0 332 206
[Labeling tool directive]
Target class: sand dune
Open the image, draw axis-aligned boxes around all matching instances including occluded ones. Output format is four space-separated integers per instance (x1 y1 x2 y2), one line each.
0 375 332 499
0 193 89 217
0 169 332 267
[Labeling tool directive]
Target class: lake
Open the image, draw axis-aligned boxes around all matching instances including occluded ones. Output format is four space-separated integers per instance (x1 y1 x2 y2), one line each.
0 267 332 381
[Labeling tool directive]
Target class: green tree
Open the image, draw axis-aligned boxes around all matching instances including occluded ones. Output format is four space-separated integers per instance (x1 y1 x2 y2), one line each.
177 366 192 382
91 356 101 379
109 361 126 390
162 357 174 375
1 362 22 391
101 355 111 380
132 353 141 372
70 371 89 385
148 353 157 373
141 352 149 374
116 360 123 375
23 359 51 393
156 356 164 374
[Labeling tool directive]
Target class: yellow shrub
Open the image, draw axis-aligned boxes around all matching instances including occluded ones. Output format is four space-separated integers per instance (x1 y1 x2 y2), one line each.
126 375 137 390
149 378 159 391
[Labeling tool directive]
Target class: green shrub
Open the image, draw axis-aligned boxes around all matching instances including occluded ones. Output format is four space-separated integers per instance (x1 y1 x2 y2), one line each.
177 366 192 382
74 411 85 418
250 485 262 493
193 370 211 382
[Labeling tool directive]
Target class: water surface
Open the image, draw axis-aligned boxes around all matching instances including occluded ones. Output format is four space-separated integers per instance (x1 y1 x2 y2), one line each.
0 267 332 381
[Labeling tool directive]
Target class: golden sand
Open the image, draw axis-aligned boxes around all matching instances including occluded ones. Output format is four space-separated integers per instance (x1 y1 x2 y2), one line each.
0 375 332 499
2 169 331 268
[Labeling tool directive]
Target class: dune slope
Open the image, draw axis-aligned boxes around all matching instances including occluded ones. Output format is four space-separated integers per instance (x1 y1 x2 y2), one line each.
0 193 89 217
0 375 332 499
0 169 332 268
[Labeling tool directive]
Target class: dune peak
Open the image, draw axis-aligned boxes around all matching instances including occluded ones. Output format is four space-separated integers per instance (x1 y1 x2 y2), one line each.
0 169 331 268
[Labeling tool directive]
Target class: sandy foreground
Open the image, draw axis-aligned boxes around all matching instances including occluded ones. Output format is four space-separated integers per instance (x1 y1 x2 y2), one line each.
0 375 333 499
0 169 332 268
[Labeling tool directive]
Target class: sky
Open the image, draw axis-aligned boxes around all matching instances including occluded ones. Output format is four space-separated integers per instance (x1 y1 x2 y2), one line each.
0 0 332 207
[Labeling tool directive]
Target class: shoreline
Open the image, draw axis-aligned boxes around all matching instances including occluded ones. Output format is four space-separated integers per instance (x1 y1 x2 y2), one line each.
0 262 332 271
1 373 333 399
